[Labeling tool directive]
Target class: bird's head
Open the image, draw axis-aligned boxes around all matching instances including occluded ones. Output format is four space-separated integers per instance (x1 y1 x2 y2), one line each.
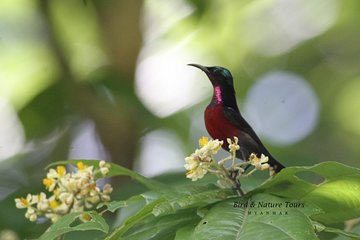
188 64 234 88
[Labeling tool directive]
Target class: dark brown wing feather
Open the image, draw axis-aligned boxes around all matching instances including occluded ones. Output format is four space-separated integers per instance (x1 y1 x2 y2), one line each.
223 106 265 148
223 106 285 172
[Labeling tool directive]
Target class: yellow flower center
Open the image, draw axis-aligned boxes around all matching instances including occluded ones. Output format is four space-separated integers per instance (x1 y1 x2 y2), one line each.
56 166 66 176
77 162 86 170
49 200 59 209
20 198 29 206
198 136 209 147
43 178 54 189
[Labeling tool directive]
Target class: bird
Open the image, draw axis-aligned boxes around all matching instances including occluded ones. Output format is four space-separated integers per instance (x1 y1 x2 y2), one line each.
188 64 285 173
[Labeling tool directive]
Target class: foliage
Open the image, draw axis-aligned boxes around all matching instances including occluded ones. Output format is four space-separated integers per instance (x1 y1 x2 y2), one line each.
37 160 360 240
38 212 108 240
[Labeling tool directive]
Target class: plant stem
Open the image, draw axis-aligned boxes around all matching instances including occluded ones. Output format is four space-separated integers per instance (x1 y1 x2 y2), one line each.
219 165 245 197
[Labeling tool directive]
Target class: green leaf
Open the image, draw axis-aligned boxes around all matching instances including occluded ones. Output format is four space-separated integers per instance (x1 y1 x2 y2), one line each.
152 184 234 216
192 193 319 240
175 225 196 240
321 226 360 239
121 210 200 240
250 162 360 225
46 160 165 190
105 198 166 240
39 211 108 240
106 184 233 239
97 201 127 213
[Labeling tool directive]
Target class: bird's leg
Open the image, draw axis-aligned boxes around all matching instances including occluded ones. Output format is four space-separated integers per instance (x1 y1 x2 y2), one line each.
229 169 238 180
229 169 245 197
217 164 245 196
233 178 245 197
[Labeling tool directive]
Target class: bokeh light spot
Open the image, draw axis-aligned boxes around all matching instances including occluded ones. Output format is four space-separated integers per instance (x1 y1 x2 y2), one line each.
68 120 108 160
135 44 211 117
241 0 339 56
135 130 184 177
0 98 25 160
243 71 320 145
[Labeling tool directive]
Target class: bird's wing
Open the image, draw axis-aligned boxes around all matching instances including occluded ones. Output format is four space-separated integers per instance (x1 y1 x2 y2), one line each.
222 106 264 145
223 106 285 172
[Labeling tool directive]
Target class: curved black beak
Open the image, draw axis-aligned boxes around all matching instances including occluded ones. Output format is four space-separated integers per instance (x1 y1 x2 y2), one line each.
187 63 210 73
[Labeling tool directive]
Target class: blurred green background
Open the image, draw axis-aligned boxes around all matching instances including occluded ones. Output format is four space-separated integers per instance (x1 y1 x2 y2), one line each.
0 0 359 238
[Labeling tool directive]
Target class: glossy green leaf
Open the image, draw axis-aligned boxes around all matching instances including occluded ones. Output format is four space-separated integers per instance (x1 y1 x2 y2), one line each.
321 226 360 239
106 184 233 239
97 201 127 213
175 225 197 240
192 193 319 240
105 198 165 240
152 184 234 216
39 211 108 240
121 210 200 240
250 162 360 225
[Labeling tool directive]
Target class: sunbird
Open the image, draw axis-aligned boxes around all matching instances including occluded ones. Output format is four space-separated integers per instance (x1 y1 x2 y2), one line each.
188 64 285 173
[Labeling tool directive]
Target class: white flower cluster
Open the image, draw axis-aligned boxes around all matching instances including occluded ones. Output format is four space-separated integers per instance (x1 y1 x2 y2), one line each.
184 137 223 181
184 136 272 188
15 161 112 223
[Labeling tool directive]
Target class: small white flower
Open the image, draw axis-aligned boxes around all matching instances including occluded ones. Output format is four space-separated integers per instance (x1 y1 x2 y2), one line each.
45 213 60 223
249 153 270 171
203 139 223 155
43 177 56 192
60 192 74 205
28 213 37 222
101 194 111 202
185 165 208 181
87 195 101 204
55 202 70 215
65 178 78 192
46 169 59 179
103 184 113 195
184 155 199 171
100 167 110 175
184 154 211 181
36 193 49 211
227 137 240 154
99 161 106 168
15 194 32 209
25 207 37 222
